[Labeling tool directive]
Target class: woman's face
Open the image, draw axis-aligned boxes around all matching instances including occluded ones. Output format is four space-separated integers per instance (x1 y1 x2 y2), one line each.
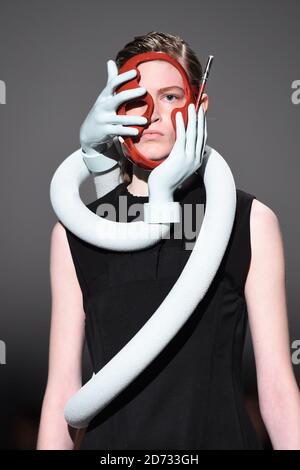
124 60 187 162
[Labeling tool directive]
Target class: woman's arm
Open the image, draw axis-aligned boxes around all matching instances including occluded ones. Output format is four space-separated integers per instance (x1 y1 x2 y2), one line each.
245 199 300 450
36 222 87 450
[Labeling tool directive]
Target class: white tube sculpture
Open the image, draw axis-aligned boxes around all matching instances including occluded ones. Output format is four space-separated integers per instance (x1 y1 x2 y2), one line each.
50 144 236 429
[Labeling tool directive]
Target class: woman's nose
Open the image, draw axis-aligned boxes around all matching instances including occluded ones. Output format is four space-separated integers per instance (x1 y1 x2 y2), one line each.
150 99 161 122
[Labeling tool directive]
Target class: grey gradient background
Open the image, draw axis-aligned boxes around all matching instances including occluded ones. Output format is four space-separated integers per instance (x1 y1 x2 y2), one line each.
0 0 299 449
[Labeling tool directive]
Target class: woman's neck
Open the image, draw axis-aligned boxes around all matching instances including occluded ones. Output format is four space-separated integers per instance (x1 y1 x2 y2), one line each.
126 165 151 196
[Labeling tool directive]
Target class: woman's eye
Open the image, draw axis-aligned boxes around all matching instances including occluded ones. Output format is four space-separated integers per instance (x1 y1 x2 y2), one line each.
164 94 180 103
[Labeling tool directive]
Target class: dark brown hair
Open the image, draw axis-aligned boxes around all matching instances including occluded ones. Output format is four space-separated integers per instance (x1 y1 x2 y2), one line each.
115 31 203 183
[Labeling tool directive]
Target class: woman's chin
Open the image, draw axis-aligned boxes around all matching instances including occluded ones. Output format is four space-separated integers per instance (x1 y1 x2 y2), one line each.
133 144 169 161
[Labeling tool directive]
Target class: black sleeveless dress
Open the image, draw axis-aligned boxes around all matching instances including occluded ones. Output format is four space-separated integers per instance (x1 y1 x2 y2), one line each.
62 175 262 450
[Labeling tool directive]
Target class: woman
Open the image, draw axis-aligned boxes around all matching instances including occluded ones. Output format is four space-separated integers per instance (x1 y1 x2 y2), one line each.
37 31 300 450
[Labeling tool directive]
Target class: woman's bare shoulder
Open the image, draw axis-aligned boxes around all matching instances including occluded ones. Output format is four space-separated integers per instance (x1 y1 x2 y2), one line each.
249 198 283 260
50 221 68 246
250 198 279 228
50 221 73 266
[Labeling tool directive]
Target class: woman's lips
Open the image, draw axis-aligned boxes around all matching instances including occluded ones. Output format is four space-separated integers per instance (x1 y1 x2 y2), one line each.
141 132 163 140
